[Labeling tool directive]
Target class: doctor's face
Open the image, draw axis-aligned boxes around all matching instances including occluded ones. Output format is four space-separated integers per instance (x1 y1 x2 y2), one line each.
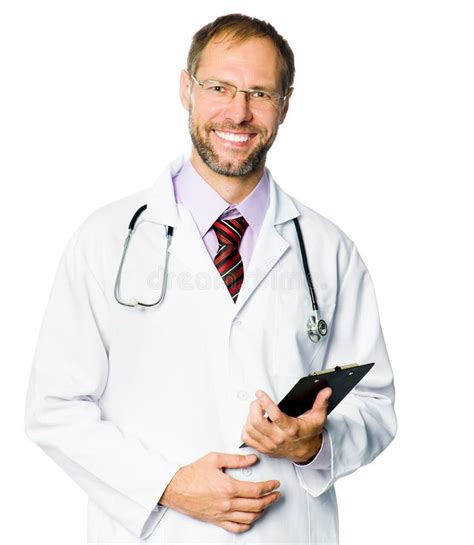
180 36 292 177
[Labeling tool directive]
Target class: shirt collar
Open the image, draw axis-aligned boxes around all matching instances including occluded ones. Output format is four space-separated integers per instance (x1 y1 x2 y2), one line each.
172 159 270 238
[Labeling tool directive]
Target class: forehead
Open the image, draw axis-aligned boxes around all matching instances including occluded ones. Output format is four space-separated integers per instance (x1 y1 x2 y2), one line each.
196 36 281 88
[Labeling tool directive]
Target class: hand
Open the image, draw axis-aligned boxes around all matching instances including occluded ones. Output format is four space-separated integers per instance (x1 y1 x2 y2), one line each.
240 387 332 464
158 452 281 534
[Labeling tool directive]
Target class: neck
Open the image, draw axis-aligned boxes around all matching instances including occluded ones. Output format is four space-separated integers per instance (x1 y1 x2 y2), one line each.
190 150 265 205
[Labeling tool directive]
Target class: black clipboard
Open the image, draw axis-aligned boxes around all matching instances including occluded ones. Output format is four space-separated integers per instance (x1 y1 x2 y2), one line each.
239 362 375 448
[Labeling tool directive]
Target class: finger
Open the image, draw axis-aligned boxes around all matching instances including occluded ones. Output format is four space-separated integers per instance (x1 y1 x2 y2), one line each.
255 390 292 430
218 520 251 534
248 400 275 436
242 422 284 453
215 452 259 469
229 491 281 513
233 479 281 498
224 509 265 525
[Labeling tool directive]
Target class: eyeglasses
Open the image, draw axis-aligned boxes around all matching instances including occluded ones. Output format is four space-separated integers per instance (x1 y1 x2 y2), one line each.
189 73 290 111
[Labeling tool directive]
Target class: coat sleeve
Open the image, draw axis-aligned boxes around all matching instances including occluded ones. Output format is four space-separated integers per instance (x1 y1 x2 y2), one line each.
24 226 182 540
293 241 397 496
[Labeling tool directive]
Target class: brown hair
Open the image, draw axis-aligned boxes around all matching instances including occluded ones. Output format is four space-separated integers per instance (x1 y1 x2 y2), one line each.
187 13 295 95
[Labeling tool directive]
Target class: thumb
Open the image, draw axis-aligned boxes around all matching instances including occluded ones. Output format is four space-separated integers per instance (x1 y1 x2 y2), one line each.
215 452 259 469
311 387 332 413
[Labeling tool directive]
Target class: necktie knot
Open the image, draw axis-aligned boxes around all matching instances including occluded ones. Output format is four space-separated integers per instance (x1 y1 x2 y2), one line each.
211 216 248 248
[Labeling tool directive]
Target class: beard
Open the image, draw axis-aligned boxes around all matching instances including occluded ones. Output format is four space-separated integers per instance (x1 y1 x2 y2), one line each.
188 115 278 177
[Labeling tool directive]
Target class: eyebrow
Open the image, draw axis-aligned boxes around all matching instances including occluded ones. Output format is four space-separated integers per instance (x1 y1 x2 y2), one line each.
206 76 278 93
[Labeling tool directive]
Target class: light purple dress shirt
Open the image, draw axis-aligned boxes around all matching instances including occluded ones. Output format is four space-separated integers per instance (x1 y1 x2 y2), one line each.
172 158 269 273
171 158 331 470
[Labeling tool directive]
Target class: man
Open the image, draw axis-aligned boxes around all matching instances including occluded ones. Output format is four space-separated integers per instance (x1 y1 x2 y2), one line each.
25 13 396 544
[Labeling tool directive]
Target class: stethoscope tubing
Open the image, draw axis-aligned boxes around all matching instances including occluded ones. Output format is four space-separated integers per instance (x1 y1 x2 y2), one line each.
114 205 328 342
293 216 319 314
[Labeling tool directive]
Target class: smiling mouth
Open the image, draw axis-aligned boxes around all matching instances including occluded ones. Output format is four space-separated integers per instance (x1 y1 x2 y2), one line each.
212 129 257 144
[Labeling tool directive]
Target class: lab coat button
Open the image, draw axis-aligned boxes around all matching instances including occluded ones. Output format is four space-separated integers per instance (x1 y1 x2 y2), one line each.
237 390 249 400
233 317 242 326
242 467 252 476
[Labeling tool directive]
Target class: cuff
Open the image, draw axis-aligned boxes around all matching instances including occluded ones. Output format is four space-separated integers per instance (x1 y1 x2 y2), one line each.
292 428 334 498
135 458 182 540
292 428 331 470
140 502 168 540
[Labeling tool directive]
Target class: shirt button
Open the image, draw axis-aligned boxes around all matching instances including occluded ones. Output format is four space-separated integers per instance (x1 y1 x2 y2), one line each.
233 317 242 326
242 467 252 476
237 390 249 401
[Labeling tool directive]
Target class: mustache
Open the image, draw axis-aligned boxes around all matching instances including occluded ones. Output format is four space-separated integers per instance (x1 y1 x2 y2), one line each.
205 122 262 135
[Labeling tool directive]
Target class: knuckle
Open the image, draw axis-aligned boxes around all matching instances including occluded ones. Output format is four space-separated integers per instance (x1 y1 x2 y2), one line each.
273 435 285 446
255 484 267 497
247 511 262 523
222 480 237 497
223 522 250 534
287 425 298 438
237 524 251 533
271 491 281 504
239 512 252 524
219 498 232 513
207 451 218 462
249 414 260 426
220 522 236 534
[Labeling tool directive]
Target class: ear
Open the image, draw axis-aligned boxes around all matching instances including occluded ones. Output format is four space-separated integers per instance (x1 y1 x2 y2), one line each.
179 70 192 111
278 87 294 125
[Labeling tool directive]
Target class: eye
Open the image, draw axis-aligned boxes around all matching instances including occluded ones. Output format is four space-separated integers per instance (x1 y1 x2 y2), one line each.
209 85 226 93
250 90 272 101
203 82 231 94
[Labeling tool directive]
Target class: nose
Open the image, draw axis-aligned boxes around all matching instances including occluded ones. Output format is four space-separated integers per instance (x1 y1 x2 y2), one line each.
223 90 253 124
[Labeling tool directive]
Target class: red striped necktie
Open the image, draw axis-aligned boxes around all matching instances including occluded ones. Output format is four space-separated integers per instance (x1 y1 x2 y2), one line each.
211 215 249 303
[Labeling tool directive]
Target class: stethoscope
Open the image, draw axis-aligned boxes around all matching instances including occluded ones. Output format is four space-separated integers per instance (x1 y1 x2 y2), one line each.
114 205 328 343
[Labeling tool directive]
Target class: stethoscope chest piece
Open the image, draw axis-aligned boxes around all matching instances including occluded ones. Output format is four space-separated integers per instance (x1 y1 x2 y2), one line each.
306 314 328 343
294 216 329 343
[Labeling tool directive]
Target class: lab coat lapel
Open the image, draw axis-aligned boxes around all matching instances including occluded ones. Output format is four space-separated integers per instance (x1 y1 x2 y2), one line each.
145 157 239 312
145 158 301 315
234 171 300 312
145 155 183 229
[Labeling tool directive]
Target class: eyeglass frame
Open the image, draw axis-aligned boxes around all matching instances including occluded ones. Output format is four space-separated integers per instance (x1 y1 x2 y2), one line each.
188 72 291 109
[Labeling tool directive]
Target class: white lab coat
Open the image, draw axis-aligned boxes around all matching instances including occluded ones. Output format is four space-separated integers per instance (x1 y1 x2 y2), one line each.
25 155 397 544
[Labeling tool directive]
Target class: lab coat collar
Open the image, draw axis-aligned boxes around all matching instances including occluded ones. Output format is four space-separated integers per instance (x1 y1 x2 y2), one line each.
145 155 301 314
146 155 184 228
146 155 300 228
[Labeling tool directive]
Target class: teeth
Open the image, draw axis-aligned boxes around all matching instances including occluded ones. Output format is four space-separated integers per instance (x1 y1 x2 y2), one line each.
215 130 252 143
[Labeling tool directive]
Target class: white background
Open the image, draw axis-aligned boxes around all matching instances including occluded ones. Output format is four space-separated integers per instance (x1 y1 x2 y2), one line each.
1 1 473 543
